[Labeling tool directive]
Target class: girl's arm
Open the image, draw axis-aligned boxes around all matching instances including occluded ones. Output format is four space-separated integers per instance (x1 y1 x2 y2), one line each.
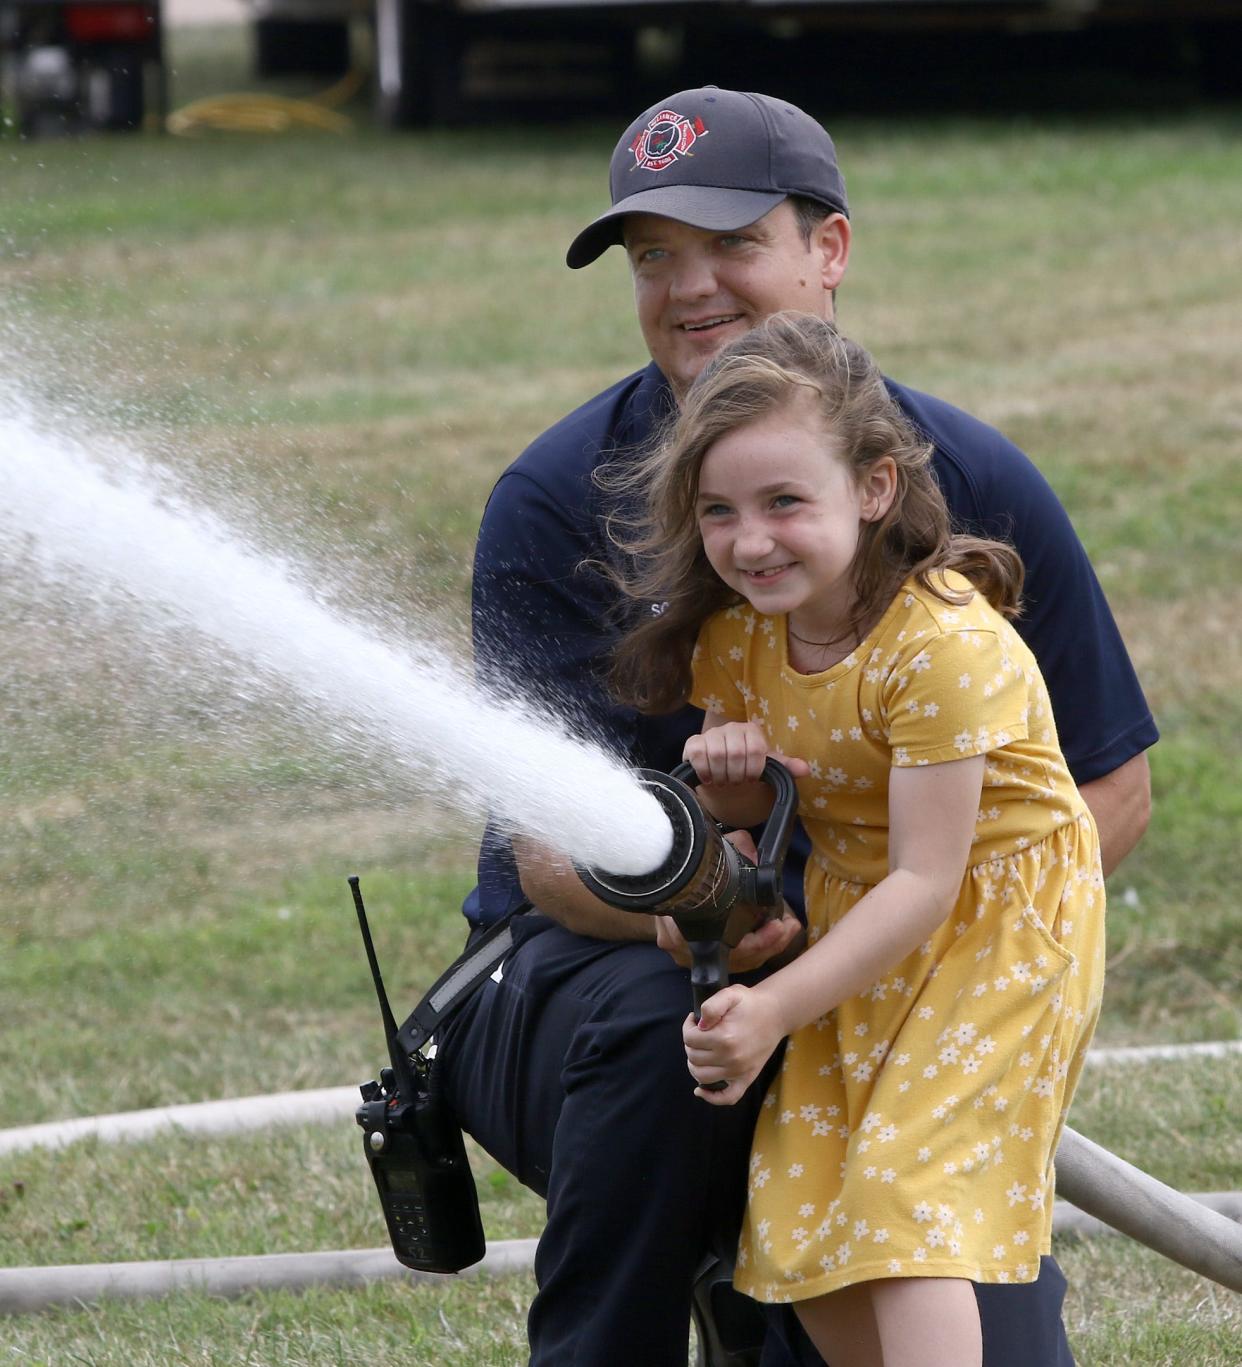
685 753 986 1103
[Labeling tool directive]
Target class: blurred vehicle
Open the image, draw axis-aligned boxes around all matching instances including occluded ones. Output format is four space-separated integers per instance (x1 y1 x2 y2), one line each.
0 0 165 133
258 0 1242 128
2 0 1238 134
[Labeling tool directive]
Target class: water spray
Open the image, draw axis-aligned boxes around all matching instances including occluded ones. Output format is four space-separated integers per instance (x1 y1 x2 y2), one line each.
577 758 799 1030
0 393 674 878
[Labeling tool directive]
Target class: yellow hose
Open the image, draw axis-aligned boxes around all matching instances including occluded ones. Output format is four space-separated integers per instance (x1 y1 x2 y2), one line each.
166 62 366 136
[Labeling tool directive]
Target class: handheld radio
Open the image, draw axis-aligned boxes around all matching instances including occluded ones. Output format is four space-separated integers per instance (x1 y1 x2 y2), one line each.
350 876 485 1274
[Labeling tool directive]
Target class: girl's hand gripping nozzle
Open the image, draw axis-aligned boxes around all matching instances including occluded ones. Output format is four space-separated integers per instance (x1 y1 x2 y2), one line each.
576 759 799 1087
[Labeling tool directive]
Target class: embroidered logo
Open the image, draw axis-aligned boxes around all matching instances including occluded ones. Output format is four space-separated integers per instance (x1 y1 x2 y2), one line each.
629 109 707 172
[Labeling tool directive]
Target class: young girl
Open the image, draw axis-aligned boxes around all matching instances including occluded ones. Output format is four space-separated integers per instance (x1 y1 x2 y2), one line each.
610 312 1104 1366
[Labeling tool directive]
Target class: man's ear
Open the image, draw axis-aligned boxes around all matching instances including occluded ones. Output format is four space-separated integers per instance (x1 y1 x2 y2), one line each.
813 213 851 294
860 457 898 522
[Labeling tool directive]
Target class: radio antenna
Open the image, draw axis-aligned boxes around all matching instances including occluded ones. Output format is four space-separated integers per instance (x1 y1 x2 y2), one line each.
349 875 419 1099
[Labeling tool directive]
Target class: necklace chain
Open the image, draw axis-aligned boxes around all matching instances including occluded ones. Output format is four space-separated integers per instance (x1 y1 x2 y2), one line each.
788 625 844 649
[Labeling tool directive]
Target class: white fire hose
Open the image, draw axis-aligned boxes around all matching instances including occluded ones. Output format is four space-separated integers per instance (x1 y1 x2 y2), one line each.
0 1108 1238 1313
1055 1126 1242 1292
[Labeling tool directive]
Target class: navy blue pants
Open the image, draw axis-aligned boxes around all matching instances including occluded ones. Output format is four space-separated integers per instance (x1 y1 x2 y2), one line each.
438 915 1075 1366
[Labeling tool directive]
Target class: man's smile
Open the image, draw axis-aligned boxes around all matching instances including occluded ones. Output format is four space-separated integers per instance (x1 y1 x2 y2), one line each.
679 313 745 334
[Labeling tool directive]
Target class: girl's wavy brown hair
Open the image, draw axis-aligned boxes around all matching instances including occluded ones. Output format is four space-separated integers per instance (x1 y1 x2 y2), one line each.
605 311 1024 714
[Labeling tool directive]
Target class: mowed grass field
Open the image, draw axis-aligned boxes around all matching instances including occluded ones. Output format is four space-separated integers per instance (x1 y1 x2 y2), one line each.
2 21 1240 1365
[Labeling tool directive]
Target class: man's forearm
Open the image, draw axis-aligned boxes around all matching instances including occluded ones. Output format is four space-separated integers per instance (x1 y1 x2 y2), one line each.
513 836 657 942
1078 751 1152 878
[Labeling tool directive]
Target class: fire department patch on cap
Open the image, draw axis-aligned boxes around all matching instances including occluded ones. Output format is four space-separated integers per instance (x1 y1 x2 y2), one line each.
629 109 708 173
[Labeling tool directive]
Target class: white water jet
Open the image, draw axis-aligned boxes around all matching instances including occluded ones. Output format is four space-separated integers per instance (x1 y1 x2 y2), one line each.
0 391 673 876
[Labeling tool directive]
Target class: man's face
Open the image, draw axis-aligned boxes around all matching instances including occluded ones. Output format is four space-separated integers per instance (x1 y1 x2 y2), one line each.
624 201 848 400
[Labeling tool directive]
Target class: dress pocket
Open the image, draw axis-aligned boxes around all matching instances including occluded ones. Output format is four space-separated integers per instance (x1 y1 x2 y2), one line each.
1018 906 1076 977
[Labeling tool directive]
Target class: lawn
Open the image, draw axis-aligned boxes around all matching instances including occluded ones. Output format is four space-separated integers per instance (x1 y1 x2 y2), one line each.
1 18 1239 1365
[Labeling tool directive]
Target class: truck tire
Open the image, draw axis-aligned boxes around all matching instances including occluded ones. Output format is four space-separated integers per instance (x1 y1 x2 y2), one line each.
254 18 351 78
84 45 147 130
374 0 462 127
1196 21 1242 98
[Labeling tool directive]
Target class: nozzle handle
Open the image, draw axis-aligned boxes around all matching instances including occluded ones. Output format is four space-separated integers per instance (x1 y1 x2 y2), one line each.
751 759 799 905
690 939 730 1092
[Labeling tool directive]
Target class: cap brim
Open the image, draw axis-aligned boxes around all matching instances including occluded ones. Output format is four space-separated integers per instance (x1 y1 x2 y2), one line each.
565 185 787 269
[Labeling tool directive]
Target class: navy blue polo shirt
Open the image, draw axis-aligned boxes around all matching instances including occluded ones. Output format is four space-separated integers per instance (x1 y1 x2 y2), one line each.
465 362 1157 926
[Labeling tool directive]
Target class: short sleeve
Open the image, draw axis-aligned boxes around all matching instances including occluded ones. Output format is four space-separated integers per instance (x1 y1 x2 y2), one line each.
690 612 750 721
882 628 1030 766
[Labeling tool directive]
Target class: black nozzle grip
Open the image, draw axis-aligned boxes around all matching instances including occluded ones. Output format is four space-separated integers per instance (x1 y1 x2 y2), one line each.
689 939 729 1092
751 758 798 905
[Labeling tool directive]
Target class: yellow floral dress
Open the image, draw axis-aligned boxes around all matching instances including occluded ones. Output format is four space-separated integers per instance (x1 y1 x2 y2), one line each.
690 572 1105 1302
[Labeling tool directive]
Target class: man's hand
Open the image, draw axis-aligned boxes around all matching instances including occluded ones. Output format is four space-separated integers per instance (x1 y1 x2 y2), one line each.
653 828 804 971
655 905 803 974
683 984 787 1105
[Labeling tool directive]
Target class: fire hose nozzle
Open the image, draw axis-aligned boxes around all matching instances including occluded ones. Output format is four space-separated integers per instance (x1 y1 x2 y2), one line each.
576 759 800 1048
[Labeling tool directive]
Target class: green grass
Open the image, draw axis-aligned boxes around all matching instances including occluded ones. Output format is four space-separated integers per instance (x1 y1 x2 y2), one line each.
1 19 1240 1365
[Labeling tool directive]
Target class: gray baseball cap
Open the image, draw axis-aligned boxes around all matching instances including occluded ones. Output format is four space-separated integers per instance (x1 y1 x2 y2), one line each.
566 87 849 270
